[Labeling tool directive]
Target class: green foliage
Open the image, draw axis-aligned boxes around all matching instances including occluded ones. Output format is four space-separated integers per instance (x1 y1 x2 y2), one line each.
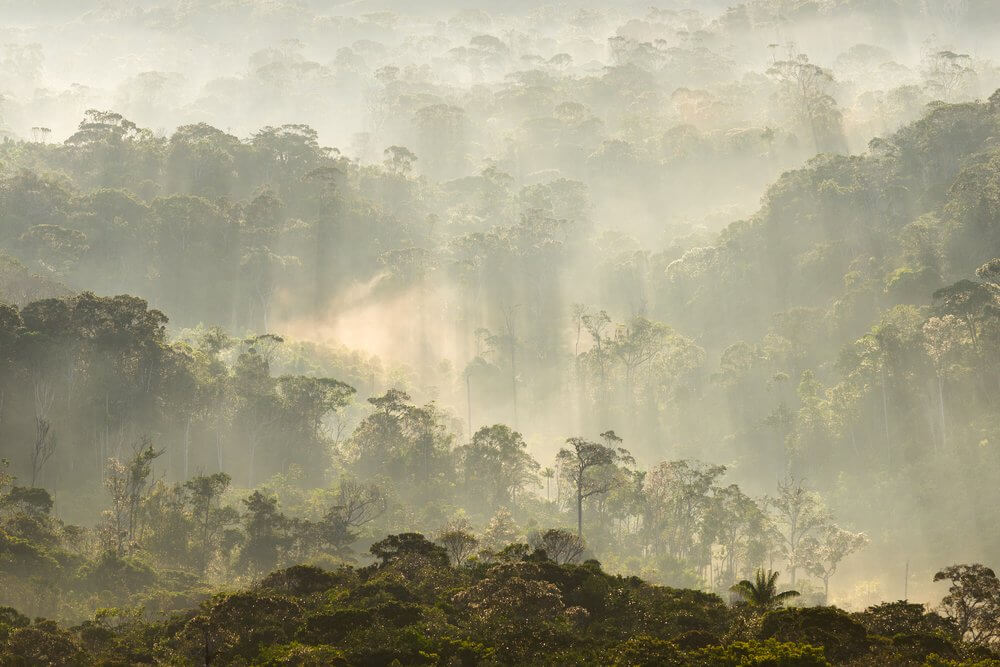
732 570 801 611
887 632 959 662
458 424 539 516
609 635 685 666
7 93 1000 628
77 551 157 596
0 607 29 643
760 607 870 663
933 565 1000 646
4 11 1000 663
259 564 345 597
3 619 86 665
688 638 831 665
854 600 957 638
0 527 995 665
370 533 450 568
923 656 1000 667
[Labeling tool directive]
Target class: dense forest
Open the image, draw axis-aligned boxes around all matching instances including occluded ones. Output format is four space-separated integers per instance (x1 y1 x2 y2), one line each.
3 0 1000 664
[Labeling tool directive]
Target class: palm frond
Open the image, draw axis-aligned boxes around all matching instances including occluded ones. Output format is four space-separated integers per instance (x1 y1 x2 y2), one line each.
730 569 797 609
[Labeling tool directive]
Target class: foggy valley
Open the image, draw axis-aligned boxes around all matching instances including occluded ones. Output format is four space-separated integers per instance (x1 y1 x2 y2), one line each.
1 0 1000 664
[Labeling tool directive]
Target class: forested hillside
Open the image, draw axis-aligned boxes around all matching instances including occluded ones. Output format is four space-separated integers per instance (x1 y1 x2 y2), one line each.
3 1 1000 664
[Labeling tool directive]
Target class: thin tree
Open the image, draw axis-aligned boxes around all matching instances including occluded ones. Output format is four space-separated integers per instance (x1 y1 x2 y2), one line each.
541 467 555 501
501 304 519 428
804 525 869 601
556 432 633 538
30 416 57 487
769 477 829 586
183 472 236 572
529 528 586 564
101 438 163 555
582 310 612 408
436 529 479 566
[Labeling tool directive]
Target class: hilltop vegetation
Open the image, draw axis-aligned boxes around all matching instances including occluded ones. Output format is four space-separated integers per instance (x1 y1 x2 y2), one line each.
1 519 998 665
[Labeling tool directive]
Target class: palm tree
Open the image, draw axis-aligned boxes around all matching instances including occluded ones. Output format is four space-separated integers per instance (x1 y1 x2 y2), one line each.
541 467 555 501
730 569 800 610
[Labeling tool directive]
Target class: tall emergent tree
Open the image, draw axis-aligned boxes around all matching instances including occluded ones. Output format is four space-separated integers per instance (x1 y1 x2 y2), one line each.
556 431 633 538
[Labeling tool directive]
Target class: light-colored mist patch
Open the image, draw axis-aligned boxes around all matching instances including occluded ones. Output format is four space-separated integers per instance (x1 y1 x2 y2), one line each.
273 275 462 374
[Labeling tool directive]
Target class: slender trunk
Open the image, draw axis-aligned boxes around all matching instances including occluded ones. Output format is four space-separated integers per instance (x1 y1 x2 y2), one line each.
904 560 909 600
203 627 212 666
215 420 223 473
880 368 891 466
789 511 798 586
510 345 517 429
577 489 583 538
95 422 101 481
966 316 978 352
598 346 606 407
248 440 256 488
809 111 822 154
419 281 429 371
625 365 635 419
200 512 210 572
466 373 473 439
184 418 192 480
938 374 947 451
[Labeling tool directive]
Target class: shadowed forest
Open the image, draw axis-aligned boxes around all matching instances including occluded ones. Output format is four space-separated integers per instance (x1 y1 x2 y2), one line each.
3 0 1000 664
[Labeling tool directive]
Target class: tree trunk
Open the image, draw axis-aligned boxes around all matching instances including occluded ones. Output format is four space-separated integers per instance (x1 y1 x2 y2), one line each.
510 345 518 429
938 374 947 451
248 441 256 488
184 418 192 480
466 373 473 440
881 368 891 466
215 423 224 473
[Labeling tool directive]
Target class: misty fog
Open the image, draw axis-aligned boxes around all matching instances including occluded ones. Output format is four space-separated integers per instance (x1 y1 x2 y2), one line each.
2 1 1000 663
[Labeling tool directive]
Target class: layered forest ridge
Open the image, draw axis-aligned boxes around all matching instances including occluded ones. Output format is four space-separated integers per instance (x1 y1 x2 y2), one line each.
3 0 1000 664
